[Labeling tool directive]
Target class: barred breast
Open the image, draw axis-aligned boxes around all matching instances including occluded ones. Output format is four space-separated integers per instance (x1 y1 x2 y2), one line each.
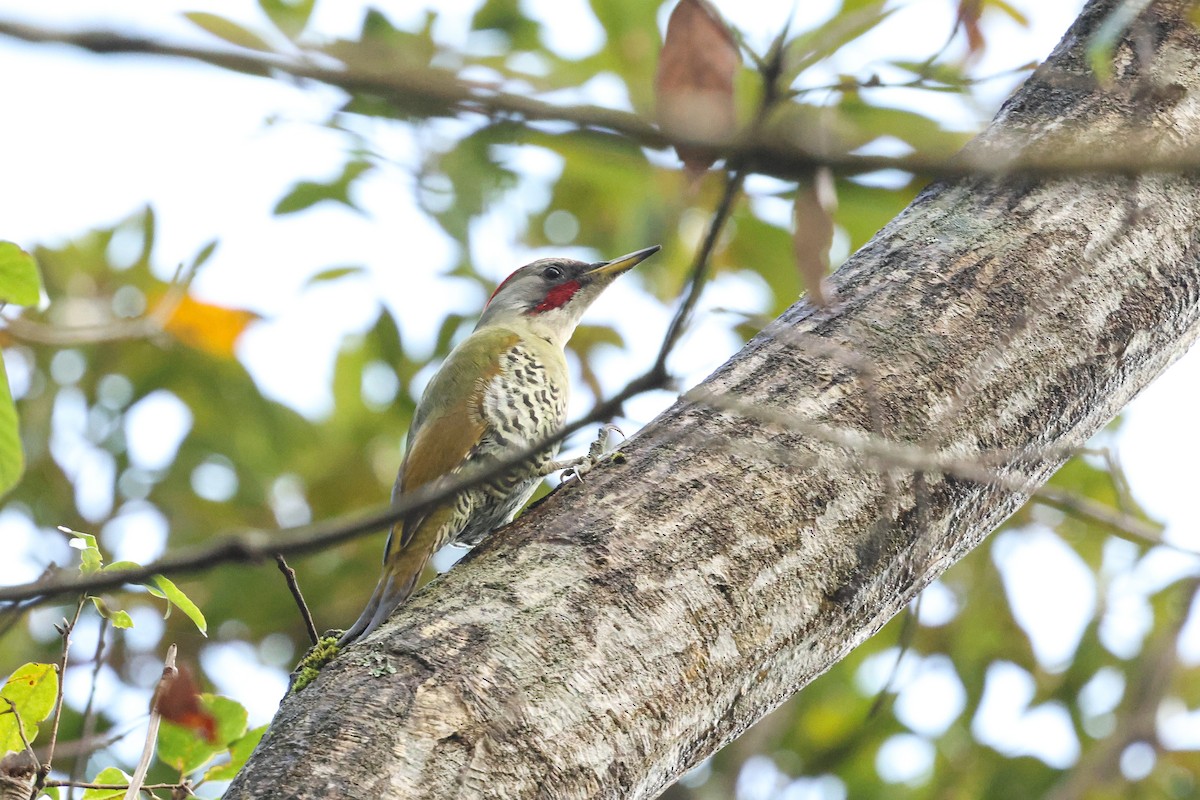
452 339 569 546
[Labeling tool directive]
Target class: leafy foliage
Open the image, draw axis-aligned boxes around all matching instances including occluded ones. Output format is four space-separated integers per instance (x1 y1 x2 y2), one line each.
0 662 58 752
157 694 247 774
79 767 132 800
0 241 41 496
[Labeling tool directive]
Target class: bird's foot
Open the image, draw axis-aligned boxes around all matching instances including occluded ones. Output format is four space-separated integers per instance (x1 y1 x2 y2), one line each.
287 629 344 696
554 425 626 483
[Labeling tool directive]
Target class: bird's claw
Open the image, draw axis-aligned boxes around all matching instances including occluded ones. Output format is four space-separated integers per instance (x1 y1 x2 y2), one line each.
560 425 626 483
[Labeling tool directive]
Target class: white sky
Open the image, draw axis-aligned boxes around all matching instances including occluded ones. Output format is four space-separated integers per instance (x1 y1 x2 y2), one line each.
3 0 1200 787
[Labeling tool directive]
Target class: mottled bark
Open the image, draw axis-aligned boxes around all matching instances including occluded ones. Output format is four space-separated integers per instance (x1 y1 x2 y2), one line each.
228 1 1200 797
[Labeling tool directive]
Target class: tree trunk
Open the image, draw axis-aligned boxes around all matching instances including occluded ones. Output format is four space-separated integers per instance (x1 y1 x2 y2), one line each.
226 1 1200 797
0 752 37 800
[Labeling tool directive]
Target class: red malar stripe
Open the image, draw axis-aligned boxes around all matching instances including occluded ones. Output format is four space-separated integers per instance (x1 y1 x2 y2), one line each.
533 280 581 313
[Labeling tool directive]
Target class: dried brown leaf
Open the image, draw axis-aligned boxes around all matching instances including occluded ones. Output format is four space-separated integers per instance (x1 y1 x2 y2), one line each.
793 167 837 307
956 0 986 58
156 664 217 743
654 0 739 178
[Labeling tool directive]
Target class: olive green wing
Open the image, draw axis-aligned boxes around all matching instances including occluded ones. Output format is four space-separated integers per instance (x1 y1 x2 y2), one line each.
390 327 520 551
338 328 521 645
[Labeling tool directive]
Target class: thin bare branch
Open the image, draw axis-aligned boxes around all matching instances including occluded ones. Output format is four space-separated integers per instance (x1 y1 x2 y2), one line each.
2 244 201 348
686 386 1048 492
47 781 190 792
41 596 87 789
275 555 319 646
0 700 38 769
2 316 163 346
126 644 178 800
654 167 747 375
68 617 110 800
1034 485 1173 549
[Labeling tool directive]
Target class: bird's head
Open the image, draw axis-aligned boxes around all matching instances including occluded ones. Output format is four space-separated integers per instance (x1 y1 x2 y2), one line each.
476 245 660 346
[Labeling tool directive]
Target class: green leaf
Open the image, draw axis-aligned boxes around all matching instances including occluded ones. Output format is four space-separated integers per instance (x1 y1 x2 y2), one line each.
472 0 542 50
259 0 315 39
157 694 247 774
0 354 22 497
38 788 60 800
89 597 134 629
203 723 268 782
183 12 274 52
835 97 972 155
990 0 1031 27
305 265 366 287
0 663 58 752
97 562 205 632
889 60 972 88
190 239 219 272
0 241 42 306
68 531 104 574
150 575 208 636
273 161 372 215
102 560 142 573
80 767 131 800
784 1 894 85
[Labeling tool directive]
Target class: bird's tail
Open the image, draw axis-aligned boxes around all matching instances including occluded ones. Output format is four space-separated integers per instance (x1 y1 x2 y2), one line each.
337 568 421 646
337 539 427 647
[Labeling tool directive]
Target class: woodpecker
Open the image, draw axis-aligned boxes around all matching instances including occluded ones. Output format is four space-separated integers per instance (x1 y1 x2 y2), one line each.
338 244 661 645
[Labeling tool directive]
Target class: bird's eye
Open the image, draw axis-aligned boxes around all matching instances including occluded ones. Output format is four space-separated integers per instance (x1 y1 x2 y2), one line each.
542 265 564 280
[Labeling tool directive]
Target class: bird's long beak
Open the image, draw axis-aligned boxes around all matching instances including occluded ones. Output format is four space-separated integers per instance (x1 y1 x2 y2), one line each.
587 244 661 277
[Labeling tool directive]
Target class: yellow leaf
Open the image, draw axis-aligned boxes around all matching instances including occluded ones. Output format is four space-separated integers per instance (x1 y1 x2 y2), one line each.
156 294 260 358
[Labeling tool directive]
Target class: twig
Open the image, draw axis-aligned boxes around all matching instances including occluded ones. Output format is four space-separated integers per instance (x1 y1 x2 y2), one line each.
866 596 918 720
649 21 786 379
35 721 143 762
68 617 110 800
2 316 164 346
1093 446 1138 515
3 240 201 348
788 61 1037 98
47 780 188 791
686 386 1047 492
0 566 58 638
275 555 319 646
125 644 178 800
653 167 747 377
0 598 37 640
0 700 39 769
1034 485 1171 549
40 596 87 788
